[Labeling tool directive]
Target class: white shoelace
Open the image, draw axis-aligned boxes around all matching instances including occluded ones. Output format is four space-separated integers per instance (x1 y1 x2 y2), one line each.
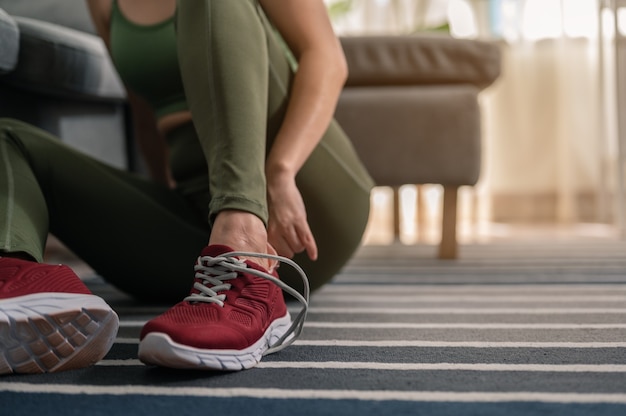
184 251 310 355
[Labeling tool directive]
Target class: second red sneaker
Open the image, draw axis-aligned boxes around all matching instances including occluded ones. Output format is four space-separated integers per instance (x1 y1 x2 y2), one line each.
0 257 119 375
138 245 309 371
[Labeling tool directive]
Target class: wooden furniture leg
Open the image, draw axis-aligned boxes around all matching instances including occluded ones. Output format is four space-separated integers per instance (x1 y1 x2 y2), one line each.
416 185 426 242
438 185 459 259
393 186 401 241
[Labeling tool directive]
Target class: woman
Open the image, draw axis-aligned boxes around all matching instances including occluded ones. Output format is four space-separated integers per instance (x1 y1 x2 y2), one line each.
0 0 373 373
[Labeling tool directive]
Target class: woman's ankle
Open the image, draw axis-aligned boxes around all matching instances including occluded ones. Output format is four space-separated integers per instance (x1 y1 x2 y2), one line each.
209 210 276 271
210 211 267 250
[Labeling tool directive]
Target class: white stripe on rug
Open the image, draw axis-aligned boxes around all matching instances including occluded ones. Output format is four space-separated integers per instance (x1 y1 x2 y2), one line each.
95 360 626 373
112 338 626 347
335 277 626 284
117 322 626 329
317 284 626 293
1 382 625 404
311 295 626 303
117 309 626 323
292 307 626 314
301 323 626 329
294 340 626 348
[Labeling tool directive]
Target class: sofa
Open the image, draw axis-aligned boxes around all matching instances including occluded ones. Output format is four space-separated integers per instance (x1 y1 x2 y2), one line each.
0 2 129 170
335 35 501 258
0 1 500 259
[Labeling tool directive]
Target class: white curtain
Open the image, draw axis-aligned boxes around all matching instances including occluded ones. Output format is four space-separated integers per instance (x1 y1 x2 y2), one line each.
456 0 621 228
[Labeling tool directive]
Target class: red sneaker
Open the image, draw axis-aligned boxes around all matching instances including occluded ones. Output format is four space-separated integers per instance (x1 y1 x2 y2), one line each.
138 245 309 371
0 257 119 375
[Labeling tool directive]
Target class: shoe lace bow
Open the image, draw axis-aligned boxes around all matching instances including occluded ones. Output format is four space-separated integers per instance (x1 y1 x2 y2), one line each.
184 251 310 355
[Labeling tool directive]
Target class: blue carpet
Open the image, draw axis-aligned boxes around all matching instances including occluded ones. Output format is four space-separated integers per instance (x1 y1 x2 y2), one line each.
2 240 626 416
2 393 626 416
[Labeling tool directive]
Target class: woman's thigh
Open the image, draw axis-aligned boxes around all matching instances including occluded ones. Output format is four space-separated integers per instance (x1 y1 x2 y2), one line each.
1 118 210 301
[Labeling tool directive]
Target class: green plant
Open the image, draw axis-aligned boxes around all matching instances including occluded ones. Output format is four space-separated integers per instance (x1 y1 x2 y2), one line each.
327 0 353 20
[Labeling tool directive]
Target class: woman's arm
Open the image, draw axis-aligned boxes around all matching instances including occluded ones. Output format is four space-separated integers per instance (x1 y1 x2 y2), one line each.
85 0 173 186
260 0 347 178
260 0 348 260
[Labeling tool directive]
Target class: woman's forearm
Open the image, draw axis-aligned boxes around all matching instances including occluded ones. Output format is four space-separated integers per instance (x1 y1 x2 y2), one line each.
261 0 347 183
265 49 347 181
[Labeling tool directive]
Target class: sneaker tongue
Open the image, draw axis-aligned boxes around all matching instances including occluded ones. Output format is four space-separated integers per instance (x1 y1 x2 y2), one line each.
199 245 275 274
200 245 236 258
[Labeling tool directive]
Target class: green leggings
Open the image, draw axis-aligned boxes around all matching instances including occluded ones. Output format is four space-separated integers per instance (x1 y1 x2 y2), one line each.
0 0 373 301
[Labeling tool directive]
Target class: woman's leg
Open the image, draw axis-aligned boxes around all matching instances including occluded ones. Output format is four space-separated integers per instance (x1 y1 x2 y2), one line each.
176 0 269 225
0 121 48 261
1 119 122 374
138 0 373 371
175 0 374 291
138 0 302 371
175 0 276 273
0 118 210 301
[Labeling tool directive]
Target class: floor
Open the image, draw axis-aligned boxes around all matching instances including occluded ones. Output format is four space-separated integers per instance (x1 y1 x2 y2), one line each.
13 224 626 416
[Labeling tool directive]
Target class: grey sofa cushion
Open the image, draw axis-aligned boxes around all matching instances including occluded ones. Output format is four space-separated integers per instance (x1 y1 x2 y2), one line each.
2 16 124 101
341 34 501 90
335 84 482 187
0 8 18 73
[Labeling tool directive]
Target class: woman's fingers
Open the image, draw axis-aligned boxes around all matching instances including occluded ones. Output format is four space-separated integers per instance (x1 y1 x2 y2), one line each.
296 222 318 261
268 221 317 261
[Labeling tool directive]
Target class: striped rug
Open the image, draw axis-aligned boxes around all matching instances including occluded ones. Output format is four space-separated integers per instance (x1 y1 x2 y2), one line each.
2 239 626 416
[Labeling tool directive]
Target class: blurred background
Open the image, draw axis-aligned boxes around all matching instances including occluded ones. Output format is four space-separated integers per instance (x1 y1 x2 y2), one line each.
325 0 626 246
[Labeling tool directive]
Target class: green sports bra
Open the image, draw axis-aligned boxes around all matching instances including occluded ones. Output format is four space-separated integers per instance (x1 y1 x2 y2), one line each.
109 1 188 118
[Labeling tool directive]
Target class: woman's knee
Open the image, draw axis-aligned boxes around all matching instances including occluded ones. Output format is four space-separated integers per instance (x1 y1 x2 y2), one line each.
0 118 24 141
0 117 33 132
0 118 51 146
0 119 52 161
0 118 29 156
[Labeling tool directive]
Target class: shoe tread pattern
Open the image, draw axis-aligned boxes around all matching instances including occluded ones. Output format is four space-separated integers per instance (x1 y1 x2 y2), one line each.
0 304 118 374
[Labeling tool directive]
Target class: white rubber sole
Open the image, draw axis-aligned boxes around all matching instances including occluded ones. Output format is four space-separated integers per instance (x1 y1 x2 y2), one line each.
0 292 119 374
138 312 292 371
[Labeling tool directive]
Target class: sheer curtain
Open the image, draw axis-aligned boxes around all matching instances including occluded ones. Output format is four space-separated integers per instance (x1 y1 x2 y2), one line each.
450 0 621 233
326 0 449 35
327 0 623 242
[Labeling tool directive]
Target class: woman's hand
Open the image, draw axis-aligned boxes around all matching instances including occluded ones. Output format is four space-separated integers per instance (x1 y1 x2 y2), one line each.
267 171 318 261
259 0 345 263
